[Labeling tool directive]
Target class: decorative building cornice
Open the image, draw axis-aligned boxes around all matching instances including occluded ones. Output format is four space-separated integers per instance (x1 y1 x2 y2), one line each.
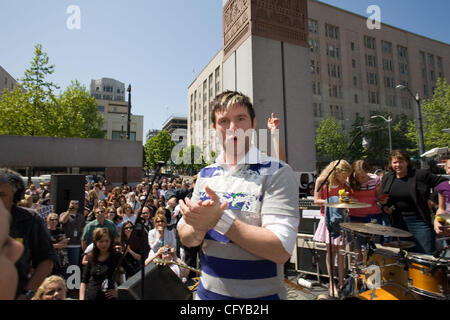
223 0 308 60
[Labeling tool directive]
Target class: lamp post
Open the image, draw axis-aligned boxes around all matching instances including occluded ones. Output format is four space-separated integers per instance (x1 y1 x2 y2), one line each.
371 115 392 152
396 84 426 168
127 84 131 140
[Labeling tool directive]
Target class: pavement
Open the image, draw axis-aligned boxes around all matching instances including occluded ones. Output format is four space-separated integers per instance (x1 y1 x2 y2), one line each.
284 264 333 300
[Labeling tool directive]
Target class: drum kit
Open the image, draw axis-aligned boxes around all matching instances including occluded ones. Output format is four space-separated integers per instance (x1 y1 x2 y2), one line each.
322 201 450 300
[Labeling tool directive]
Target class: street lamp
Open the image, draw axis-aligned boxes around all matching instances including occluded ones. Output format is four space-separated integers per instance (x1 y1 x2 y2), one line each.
371 115 392 152
396 84 426 167
127 84 131 140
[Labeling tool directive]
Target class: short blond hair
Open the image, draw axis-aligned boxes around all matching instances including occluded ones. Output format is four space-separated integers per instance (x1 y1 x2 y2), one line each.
46 213 59 225
32 275 67 300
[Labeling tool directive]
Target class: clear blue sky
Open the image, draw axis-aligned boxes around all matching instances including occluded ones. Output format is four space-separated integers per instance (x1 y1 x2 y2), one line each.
1 0 449 144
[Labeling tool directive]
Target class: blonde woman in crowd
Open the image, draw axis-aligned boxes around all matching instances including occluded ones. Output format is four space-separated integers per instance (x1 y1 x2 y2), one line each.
32 275 67 300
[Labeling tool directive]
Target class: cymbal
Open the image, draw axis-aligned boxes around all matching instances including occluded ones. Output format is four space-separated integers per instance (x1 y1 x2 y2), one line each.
383 241 416 249
323 201 371 209
340 222 413 238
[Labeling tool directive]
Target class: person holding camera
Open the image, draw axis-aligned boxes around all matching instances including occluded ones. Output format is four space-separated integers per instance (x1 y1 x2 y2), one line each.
145 245 190 279
145 213 176 261
59 200 86 267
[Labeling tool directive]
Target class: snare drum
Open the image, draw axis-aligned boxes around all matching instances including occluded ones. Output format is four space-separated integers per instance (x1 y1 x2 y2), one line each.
365 245 409 287
407 253 449 299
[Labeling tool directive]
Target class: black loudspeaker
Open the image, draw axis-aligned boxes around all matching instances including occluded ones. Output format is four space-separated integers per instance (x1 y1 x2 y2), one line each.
296 235 328 277
117 263 192 300
298 208 321 234
50 174 85 215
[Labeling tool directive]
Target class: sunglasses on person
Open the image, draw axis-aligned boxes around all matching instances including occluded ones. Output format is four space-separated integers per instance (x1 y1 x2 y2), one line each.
50 218 59 222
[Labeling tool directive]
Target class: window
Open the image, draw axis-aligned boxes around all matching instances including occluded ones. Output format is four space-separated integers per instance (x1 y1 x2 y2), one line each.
381 41 392 54
203 80 207 105
209 74 214 98
384 77 395 88
328 84 338 98
428 54 435 66
97 106 105 112
215 67 220 94
367 72 378 85
419 51 426 64
437 56 443 69
308 19 319 33
365 54 377 67
313 103 323 117
354 94 358 104
398 46 408 58
386 95 397 107
309 39 319 53
430 70 435 81
351 42 355 51
399 63 408 75
364 36 376 49
311 60 316 73
325 24 339 39
352 59 356 68
326 44 339 58
353 76 358 86
368 91 379 104
383 59 393 71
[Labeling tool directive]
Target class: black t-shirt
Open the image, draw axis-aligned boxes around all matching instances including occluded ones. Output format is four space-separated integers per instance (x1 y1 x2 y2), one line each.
49 228 66 243
390 176 418 216
9 205 58 297
82 251 122 300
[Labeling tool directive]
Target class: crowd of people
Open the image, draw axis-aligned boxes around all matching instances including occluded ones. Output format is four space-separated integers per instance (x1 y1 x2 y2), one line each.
0 167 199 300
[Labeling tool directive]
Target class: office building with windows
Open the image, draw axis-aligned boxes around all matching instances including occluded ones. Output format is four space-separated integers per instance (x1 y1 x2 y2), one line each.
90 78 144 142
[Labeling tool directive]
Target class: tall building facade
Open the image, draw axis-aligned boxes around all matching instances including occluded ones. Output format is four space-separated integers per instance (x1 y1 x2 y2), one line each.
0 65 19 98
90 78 144 142
307 1 449 132
188 0 450 170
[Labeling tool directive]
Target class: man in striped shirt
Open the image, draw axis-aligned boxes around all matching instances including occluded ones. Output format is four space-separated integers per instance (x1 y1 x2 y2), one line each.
177 91 299 300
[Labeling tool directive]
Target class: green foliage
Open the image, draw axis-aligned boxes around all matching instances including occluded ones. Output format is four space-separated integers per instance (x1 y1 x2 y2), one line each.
404 78 450 154
144 131 176 169
0 44 104 138
347 115 368 162
421 78 450 149
54 80 105 138
315 116 348 161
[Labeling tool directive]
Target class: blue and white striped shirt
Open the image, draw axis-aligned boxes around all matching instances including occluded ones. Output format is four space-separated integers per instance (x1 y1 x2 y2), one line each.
179 146 299 300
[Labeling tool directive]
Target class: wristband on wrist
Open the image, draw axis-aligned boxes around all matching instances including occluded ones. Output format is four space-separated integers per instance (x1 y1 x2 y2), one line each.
214 211 235 235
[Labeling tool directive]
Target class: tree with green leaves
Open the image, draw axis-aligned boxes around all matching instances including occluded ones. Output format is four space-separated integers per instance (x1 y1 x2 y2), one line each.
418 78 450 150
315 116 348 162
54 80 104 138
0 44 104 138
144 130 176 169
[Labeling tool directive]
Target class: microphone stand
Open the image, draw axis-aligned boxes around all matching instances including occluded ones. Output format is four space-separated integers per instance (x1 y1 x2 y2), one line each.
114 161 165 300
317 129 364 298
